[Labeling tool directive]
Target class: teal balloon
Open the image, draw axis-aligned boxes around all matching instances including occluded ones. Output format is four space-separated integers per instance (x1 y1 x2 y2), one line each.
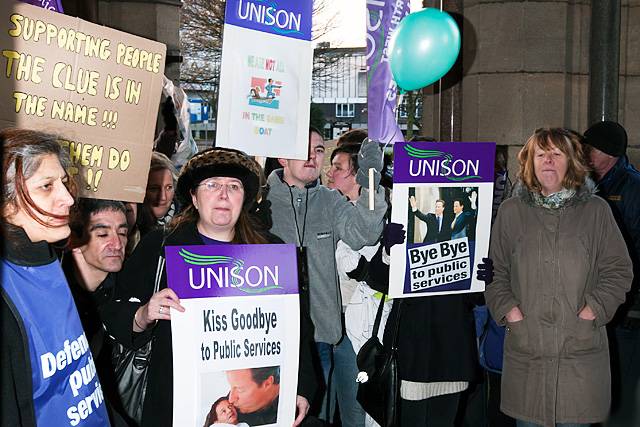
389 8 461 91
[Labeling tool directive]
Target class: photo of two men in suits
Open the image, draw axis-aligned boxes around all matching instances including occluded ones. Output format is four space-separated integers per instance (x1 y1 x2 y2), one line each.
408 187 478 245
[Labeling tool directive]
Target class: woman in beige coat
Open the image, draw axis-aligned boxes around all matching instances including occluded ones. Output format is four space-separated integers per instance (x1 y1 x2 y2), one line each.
485 128 633 427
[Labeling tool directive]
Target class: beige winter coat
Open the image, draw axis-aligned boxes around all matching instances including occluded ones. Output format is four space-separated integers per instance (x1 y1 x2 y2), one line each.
485 181 633 427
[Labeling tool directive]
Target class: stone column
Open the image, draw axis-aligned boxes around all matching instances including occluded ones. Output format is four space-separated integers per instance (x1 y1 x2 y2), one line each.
418 0 463 142
588 0 621 125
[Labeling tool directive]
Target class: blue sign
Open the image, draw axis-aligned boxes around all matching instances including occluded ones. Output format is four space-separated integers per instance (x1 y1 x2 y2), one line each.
189 98 209 123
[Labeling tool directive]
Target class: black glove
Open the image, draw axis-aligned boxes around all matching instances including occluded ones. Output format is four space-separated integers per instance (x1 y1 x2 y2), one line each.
250 197 273 230
476 257 494 284
355 138 383 188
382 222 406 253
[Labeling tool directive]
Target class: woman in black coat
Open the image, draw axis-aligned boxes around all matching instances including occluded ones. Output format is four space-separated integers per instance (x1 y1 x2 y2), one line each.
77 148 317 426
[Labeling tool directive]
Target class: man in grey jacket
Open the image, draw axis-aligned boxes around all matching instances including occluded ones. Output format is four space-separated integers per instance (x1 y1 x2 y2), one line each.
266 128 387 419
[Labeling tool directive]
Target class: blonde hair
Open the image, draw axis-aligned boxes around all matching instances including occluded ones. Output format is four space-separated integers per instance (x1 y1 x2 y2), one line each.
149 151 178 183
517 127 589 192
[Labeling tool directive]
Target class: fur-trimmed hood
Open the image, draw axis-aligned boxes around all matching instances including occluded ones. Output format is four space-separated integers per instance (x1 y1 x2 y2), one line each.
512 178 597 208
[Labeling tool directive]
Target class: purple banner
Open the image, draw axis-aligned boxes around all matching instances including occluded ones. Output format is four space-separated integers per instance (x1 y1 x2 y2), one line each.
18 0 63 13
394 141 496 184
366 0 409 144
225 0 312 41
165 244 299 299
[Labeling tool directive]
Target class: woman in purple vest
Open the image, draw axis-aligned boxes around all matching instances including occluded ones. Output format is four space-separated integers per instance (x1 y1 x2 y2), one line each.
1 128 111 427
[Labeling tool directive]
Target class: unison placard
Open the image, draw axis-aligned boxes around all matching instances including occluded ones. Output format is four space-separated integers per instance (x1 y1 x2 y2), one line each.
166 244 300 427
216 0 313 160
389 142 496 298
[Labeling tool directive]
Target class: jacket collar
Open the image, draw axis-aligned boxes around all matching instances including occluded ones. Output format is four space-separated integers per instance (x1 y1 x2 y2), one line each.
2 223 58 266
163 221 205 246
267 169 319 195
598 155 632 188
513 178 597 209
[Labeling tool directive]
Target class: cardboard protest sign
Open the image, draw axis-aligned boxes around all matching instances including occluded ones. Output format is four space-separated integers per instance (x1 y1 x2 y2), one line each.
216 0 313 160
0 1 165 202
166 244 300 427
389 142 496 298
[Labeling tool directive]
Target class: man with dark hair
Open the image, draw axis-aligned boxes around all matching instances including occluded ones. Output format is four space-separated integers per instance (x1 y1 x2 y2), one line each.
266 128 387 422
66 198 128 335
68 199 128 278
337 128 368 146
583 121 640 425
63 198 130 426
265 78 282 98
326 144 360 201
450 193 477 240
227 367 281 425
409 197 451 244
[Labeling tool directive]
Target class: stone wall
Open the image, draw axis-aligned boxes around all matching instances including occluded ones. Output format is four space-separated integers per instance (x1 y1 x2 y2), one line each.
422 0 639 176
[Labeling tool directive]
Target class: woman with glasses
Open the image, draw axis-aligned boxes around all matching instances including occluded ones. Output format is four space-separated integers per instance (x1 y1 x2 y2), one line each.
79 148 316 427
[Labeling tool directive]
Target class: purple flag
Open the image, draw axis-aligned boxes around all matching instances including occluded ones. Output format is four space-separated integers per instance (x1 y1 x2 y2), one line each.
18 0 63 13
366 0 409 144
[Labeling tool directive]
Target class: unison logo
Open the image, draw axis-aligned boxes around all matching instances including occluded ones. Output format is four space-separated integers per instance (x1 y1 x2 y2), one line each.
405 145 481 181
236 0 303 36
179 248 281 294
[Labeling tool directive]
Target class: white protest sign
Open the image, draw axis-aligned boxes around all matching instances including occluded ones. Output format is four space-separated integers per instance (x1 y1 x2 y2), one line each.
166 244 300 427
215 0 313 160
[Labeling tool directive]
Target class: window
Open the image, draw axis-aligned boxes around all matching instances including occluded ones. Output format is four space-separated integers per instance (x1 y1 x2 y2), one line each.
336 103 355 118
357 70 367 98
398 96 423 119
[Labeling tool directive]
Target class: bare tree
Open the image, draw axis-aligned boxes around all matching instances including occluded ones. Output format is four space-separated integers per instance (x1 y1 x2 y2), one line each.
180 0 225 112
404 90 422 140
180 0 341 110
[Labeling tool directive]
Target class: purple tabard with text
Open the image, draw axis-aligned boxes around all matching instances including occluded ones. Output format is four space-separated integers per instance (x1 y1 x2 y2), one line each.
224 0 312 41
165 244 299 299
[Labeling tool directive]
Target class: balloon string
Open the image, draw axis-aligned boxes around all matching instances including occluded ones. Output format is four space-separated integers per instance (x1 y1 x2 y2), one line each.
396 90 405 140
439 0 443 139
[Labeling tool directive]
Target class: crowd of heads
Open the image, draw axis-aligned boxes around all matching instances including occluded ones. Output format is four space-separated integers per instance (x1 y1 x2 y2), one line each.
2 121 632 258
1 117 635 427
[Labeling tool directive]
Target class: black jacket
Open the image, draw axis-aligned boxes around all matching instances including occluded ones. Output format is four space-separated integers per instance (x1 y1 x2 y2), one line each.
596 156 640 322
412 210 451 244
100 221 318 427
62 257 132 426
0 226 54 427
345 232 479 384
383 295 479 383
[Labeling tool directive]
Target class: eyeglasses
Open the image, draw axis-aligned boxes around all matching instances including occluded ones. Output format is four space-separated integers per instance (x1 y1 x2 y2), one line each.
197 180 244 194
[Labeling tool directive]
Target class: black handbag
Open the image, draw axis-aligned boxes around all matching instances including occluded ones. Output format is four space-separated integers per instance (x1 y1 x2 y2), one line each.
112 339 152 424
112 255 164 425
356 296 402 427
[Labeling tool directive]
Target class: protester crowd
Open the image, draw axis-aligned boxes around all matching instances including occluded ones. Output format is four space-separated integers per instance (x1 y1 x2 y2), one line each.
1 119 639 427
